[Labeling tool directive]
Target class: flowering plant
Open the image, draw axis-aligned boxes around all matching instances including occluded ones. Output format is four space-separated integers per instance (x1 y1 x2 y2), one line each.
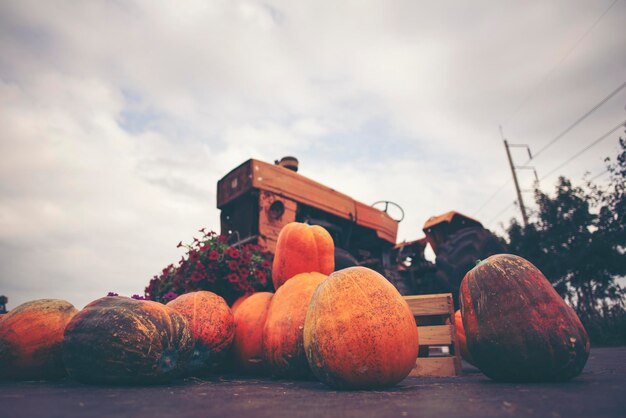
145 229 273 305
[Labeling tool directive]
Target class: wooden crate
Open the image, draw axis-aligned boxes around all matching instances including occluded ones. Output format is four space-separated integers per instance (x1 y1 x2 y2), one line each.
403 293 462 377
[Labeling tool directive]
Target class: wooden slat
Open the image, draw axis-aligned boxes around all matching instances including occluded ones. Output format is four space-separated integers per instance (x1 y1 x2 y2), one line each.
410 357 459 377
418 325 453 346
257 192 297 252
251 160 357 224
403 294 453 316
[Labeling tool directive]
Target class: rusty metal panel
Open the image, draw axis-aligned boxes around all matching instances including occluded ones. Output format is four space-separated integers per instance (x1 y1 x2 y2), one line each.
217 160 254 209
249 160 357 222
217 159 400 246
354 201 398 243
422 211 483 231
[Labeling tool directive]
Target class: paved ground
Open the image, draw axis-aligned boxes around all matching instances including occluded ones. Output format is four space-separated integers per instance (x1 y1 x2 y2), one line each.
1 347 624 418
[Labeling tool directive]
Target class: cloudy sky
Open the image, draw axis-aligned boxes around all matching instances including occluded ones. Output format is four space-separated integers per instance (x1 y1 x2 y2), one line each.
1 1 625 310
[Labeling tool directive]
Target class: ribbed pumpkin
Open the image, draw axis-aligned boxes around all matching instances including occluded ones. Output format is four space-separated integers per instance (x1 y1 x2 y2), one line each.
272 222 334 290
63 296 193 384
263 272 326 379
460 254 590 382
167 291 234 374
232 292 273 374
0 299 77 380
454 310 475 366
304 267 419 389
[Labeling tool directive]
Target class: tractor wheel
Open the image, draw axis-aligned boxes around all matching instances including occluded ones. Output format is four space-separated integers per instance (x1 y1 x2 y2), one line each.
334 248 359 271
384 269 412 296
434 226 507 306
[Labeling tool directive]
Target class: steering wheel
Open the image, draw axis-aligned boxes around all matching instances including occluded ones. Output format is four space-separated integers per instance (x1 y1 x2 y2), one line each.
371 201 405 222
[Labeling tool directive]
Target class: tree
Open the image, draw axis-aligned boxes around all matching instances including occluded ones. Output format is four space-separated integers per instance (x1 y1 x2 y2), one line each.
506 135 626 320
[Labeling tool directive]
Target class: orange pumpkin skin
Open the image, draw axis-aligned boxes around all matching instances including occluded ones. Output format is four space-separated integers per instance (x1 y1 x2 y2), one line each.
167 291 234 374
454 310 475 366
272 222 334 290
232 292 273 374
460 254 590 382
63 296 193 384
231 293 252 314
263 272 326 379
304 267 419 389
0 299 77 380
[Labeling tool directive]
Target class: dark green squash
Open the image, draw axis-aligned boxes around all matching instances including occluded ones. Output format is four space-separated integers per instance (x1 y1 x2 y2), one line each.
63 296 193 384
460 254 590 382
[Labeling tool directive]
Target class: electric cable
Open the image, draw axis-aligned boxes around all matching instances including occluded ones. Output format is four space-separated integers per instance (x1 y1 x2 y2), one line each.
540 118 626 181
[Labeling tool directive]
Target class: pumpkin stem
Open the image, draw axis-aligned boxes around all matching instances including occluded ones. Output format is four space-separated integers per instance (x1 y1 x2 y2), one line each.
158 350 178 374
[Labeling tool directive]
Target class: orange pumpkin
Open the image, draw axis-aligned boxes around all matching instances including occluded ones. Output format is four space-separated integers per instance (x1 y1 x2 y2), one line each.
272 222 334 290
304 267 418 389
0 299 77 380
167 291 234 374
231 293 252 314
454 310 475 366
232 292 273 374
263 272 326 378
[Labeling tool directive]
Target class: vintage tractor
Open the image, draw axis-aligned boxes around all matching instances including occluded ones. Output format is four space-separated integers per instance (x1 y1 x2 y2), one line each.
217 157 506 304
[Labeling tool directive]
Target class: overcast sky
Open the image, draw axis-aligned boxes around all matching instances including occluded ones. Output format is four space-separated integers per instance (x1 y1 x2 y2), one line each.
1 1 625 310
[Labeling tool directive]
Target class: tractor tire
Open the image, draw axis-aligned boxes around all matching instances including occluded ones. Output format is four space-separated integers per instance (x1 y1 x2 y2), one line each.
434 226 507 306
334 247 359 271
385 269 412 296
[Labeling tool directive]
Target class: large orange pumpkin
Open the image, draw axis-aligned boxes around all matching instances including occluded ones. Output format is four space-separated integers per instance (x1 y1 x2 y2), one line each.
232 292 273 374
167 291 234 374
0 299 77 380
272 222 334 290
304 267 419 389
263 272 326 379
454 310 475 366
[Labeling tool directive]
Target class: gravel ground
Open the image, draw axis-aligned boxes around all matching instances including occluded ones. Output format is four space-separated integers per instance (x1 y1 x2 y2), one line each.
1 347 624 418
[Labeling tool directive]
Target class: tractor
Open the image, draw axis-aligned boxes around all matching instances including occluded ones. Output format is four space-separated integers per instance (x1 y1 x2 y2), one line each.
217 156 506 304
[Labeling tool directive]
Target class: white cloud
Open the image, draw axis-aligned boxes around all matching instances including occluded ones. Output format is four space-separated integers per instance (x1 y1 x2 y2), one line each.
1 0 624 309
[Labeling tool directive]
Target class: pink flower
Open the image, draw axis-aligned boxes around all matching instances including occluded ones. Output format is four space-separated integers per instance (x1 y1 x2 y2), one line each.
209 251 220 260
227 273 240 283
229 248 240 259
228 260 239 271
163 291 178 301
256 271 267 286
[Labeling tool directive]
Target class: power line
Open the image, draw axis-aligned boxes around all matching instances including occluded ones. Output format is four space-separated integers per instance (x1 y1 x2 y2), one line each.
485 121 624 228
590 169 610 182
486 201 517 227
473 178 512 216
505 0 620 124
477 81 625 217
527 81 626 163
540 118 626 181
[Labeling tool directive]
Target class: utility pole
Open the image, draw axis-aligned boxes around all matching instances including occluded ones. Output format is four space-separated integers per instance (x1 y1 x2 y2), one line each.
501 127 529 227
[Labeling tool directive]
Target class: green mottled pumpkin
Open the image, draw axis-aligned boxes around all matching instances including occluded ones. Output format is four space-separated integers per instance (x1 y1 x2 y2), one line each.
460 254 590 382
63 296 193 384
